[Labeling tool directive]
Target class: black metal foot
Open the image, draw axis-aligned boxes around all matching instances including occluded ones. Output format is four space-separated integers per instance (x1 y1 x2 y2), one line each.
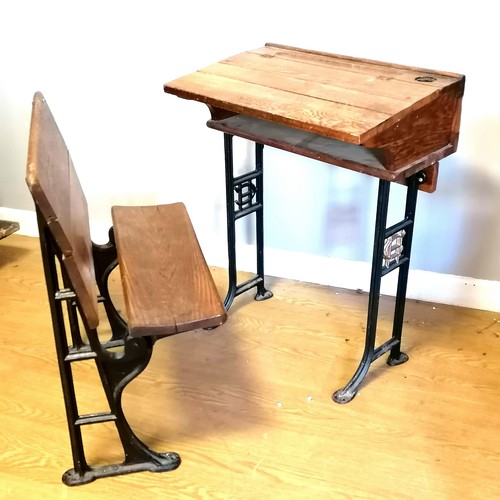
332 388 357 404
387 352 409 366
254 289 273 301
62 452 181 486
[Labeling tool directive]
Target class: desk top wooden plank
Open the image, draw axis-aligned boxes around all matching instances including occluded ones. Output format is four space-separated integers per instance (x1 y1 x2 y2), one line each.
256 44 461 86
166 70 389 143
201 60 408 116
220 52 434 105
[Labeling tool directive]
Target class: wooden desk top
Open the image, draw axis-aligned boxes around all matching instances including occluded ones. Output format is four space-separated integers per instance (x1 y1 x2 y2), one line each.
164 43 465 190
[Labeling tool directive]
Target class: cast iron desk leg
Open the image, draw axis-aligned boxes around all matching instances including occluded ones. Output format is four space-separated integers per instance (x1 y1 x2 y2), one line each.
333 172 423 403
223 133 273 309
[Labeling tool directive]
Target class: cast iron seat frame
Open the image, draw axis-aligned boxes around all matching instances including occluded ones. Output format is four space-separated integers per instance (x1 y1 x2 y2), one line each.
37 218 181 485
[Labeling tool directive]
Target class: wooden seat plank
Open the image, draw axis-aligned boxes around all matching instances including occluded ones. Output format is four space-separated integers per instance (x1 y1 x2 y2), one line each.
111 203 227 337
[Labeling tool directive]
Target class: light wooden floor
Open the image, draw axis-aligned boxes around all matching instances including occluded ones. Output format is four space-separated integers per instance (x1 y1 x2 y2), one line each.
1 235 499 499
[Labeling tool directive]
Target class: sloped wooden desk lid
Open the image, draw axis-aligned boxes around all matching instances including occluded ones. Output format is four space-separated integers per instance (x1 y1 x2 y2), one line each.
164 43 465 191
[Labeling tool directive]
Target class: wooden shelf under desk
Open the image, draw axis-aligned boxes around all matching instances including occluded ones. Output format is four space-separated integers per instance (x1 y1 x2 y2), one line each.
207 114 443 192
164 43 465 191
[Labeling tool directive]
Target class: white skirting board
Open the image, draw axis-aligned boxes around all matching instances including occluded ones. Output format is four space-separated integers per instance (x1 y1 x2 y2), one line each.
3 207 499 314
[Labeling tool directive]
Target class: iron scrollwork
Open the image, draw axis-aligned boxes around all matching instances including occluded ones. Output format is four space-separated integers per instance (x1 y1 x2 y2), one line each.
234 179 258 214
383 229 406 268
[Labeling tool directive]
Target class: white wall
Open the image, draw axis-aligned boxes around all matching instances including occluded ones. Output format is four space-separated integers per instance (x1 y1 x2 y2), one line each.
1 1 499 310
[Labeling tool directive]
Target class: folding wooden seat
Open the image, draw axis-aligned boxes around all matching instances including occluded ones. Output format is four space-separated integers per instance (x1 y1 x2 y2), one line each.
25 92 227 485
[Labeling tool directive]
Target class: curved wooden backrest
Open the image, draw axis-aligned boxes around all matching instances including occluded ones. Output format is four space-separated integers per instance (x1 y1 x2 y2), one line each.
26 92 99 329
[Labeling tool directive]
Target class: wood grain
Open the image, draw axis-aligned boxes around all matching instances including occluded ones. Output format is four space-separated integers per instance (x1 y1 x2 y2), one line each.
262 43 463 81
111 203 227 336
25 92 99 328
362 82 463 169
220 51 435 103
165 70 385 144
1 235 499 499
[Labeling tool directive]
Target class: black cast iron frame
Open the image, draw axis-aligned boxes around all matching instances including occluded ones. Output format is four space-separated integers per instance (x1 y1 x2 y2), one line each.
221 132 424 404
36 209 180 486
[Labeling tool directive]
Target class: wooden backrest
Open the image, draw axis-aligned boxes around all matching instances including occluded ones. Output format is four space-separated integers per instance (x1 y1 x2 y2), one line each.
26 92 99 329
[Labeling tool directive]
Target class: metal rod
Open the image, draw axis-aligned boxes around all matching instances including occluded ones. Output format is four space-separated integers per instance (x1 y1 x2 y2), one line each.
36 209 89 476
385 218 413 238
372 337 399 362
234 169 262 184
254 143 273 301
387 172 420 365
234 204 262 220
223 133 238 309
381 256 410 277
236 276 264 296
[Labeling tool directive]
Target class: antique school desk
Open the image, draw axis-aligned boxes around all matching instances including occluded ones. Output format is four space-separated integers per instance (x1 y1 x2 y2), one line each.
164 43 465 403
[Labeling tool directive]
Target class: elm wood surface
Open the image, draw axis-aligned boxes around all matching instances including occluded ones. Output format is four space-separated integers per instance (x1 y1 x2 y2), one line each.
2 235 499 499
25 92 100 328
164 43 464 188
112 203 227 337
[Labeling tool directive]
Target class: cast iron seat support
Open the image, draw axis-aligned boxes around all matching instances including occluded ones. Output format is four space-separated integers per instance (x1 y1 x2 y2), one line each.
37 216 181 485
